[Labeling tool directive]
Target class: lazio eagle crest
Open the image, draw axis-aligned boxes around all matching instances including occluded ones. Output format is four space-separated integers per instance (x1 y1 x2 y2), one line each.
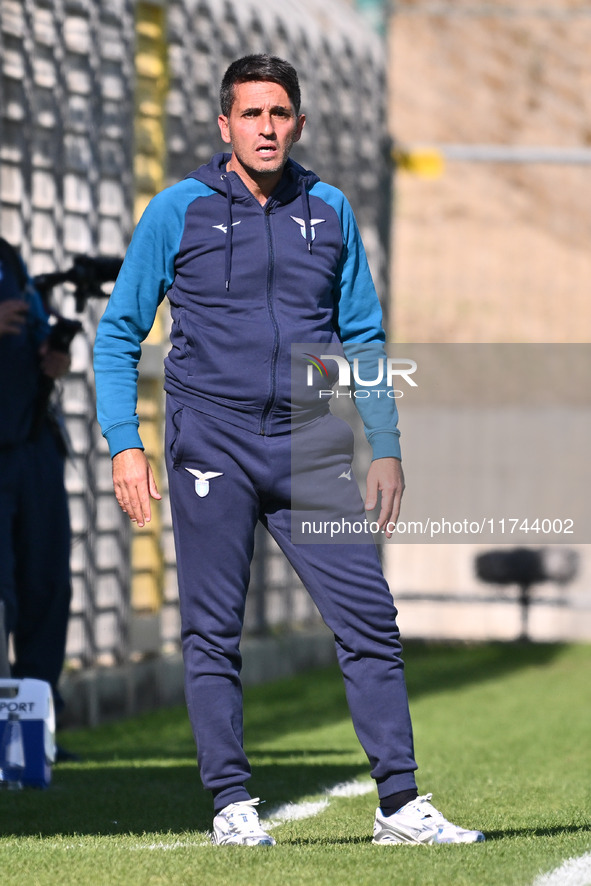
185 468 224 497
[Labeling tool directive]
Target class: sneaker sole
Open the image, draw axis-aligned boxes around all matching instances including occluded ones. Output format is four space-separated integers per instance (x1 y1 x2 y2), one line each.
373 832 485 845
211 835 276 847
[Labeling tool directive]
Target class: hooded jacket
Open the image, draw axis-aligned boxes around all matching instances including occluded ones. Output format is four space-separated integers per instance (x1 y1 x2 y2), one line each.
94 154 401 460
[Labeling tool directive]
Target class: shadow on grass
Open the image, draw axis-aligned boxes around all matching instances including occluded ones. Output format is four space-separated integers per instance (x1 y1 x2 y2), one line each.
245 640 567 747
484 824 591 840
0 758 369 838
60 642 566 764
401 640 566 700
279 823 591 847
281 836 372 846
0 641 571 839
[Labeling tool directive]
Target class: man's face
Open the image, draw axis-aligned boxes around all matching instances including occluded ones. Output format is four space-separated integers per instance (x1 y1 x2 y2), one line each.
218 80 305 192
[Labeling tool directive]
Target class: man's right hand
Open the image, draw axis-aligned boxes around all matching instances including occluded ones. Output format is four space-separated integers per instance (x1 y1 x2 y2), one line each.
112 448 162 528
0 299 28 337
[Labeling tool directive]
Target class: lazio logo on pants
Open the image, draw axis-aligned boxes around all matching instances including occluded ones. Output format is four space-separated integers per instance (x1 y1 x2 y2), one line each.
185 468 224 497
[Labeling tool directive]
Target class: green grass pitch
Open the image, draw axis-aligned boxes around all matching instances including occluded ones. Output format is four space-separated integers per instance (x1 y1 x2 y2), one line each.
0 641 589 885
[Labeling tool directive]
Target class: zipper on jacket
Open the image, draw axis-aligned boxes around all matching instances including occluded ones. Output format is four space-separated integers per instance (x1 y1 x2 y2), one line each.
259 204 280 436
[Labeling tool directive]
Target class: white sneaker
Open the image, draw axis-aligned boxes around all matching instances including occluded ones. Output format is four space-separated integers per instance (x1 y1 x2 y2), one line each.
211 798 276 846
373 793 485 845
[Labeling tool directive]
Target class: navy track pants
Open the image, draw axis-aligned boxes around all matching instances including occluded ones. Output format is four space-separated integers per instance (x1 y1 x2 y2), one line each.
165 397 418 812
0 422 72 715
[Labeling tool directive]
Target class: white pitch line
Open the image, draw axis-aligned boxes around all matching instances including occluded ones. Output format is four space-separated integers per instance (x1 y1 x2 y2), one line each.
262 778 375 829
327 779 375 799
532 852 591 886
264 799 330 828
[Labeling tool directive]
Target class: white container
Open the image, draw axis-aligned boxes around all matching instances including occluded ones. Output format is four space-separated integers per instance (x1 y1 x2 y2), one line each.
0 679 55 788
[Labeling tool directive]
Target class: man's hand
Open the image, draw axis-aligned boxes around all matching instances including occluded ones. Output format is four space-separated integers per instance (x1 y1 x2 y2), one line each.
364 457 405 539
0 299 28 337
112 448 162 528
39 342 71 379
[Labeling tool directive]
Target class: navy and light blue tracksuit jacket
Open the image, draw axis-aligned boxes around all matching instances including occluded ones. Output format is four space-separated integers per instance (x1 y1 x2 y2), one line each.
94 153 400 460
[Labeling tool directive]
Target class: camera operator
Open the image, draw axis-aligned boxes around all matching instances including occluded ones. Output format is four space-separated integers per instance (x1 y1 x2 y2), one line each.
0 237 76 759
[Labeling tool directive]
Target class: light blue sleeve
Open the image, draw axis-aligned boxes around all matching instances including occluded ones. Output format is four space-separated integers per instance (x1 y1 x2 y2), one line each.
310 182 401 461
93 180 208 457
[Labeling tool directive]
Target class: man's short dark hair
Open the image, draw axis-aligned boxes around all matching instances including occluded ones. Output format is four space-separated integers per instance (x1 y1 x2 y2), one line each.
220 54 301 116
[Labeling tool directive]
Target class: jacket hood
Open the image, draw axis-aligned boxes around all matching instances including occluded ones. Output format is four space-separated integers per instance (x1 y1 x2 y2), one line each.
185 153 321 290
186 152 320 200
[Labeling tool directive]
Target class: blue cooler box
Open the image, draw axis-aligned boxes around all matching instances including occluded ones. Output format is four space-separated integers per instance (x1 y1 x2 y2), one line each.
0 678 55 788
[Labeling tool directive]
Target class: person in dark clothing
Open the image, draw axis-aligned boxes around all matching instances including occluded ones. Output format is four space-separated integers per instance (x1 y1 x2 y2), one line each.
94 55 484 845
0 238 73 733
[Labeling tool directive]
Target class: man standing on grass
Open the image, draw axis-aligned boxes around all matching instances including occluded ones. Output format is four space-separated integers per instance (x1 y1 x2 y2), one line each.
93 54 484 847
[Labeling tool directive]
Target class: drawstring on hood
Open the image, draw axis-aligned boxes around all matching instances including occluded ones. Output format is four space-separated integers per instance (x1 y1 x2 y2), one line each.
221 174 234 291
187 153 319 291
300 181 313 253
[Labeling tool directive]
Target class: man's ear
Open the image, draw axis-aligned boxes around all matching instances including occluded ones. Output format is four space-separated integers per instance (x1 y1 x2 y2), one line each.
294 113 306 143
218 114 231 144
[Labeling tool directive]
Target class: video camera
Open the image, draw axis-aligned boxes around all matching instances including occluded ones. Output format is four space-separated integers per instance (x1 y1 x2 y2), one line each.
33 254 123 352
29 254 122 440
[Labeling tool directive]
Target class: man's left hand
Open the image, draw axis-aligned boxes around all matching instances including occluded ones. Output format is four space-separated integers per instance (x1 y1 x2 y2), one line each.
364 457 405 539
